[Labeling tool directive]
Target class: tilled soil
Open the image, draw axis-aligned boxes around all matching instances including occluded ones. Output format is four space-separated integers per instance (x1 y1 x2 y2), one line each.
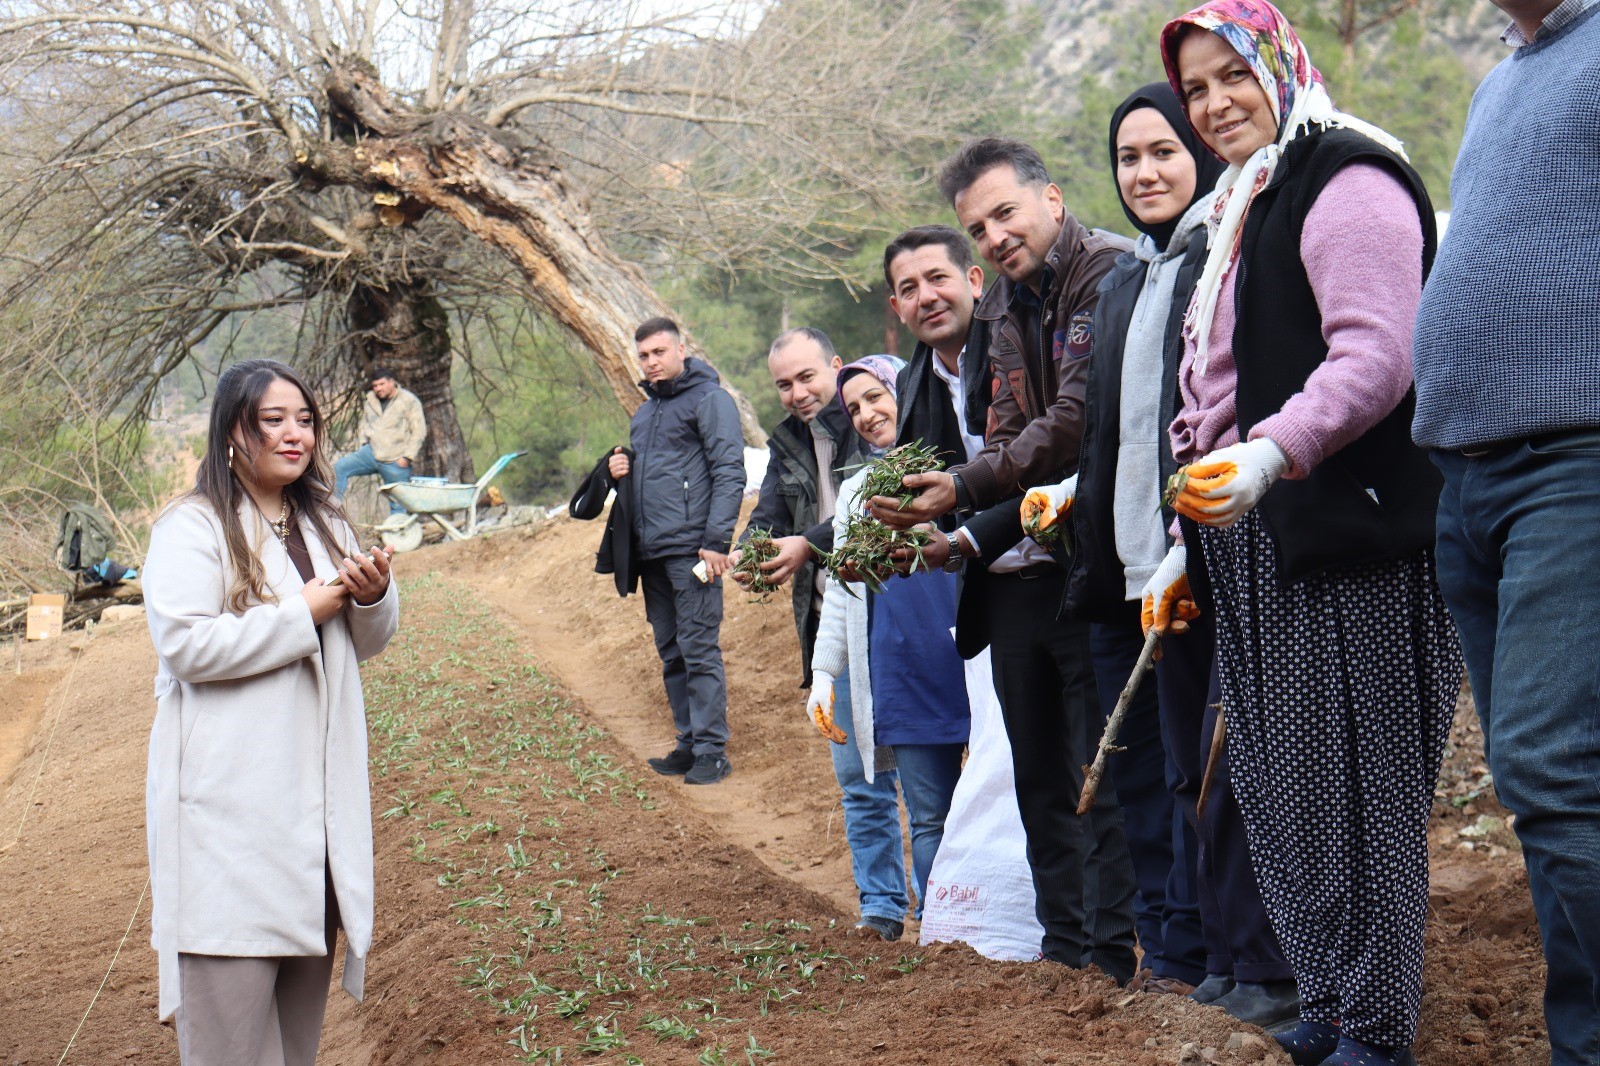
0 511 1549 1064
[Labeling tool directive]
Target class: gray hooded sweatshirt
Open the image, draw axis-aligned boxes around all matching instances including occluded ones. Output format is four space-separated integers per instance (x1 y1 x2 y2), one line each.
1113 193 1216 599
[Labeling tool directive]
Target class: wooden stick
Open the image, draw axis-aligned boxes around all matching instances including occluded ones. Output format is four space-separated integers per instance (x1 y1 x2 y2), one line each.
1196 705 1227 820
1077 627 1161 816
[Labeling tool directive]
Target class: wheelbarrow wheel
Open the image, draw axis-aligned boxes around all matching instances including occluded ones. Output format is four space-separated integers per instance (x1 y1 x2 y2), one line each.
380 519 425 553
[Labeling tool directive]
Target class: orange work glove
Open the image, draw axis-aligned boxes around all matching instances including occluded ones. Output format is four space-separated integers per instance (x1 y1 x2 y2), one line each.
1021 473 1077 548
805 672 849 744
1169 438 1288 527
1140 544 1201 638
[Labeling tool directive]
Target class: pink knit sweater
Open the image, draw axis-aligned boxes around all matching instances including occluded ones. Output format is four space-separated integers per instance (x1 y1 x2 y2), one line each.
1169 162 1424 478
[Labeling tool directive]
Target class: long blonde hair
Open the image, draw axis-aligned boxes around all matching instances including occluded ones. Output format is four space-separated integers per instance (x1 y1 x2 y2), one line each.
180 359 353 613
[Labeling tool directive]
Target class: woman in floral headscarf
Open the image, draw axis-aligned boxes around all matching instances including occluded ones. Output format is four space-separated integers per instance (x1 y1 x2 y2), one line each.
1136 3 1463 1064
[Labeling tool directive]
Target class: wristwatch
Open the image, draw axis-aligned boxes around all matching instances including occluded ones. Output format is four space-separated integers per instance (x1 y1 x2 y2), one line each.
951 470 973 515
941 531 965 573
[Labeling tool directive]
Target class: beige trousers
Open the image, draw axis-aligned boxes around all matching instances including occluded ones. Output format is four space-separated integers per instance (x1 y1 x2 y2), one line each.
175 870 341 1066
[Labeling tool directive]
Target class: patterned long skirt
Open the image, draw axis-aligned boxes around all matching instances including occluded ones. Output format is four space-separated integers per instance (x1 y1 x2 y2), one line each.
1198 510 1462 1048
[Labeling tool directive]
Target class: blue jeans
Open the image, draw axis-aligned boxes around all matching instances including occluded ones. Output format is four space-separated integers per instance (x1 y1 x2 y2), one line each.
891 743 964 920
334 444 410 514
1435 437 1600 1066
829 666 908 923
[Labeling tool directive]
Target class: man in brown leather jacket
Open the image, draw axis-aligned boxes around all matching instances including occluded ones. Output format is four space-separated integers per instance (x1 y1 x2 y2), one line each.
871 137 1138 981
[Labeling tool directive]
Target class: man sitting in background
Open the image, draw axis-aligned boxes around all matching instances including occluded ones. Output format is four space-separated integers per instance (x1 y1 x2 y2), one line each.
334 367 427 514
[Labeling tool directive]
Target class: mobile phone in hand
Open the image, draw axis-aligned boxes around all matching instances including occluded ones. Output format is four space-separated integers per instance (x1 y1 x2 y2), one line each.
324 546 393 588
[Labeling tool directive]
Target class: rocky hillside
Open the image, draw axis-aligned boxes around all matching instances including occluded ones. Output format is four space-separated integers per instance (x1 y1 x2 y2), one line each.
1026 0 1509 103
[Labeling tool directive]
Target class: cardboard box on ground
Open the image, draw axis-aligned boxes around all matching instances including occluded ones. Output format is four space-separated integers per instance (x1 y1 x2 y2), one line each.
25 594 65 641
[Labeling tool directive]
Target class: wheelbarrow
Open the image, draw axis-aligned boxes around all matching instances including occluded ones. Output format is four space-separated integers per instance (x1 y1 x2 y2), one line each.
374 451 526 552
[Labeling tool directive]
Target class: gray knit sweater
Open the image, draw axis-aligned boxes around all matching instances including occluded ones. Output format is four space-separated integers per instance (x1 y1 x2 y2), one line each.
1412 4 1600 449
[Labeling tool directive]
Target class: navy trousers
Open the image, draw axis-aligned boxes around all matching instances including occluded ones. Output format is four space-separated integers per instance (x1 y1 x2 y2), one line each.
1090 606 1208 986
1435 440 1600 1065
1154 610 1291 984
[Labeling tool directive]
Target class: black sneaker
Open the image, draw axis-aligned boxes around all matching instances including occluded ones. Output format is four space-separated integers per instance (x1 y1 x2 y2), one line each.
683 753 732 785
647 749 695 776
850 915 904 941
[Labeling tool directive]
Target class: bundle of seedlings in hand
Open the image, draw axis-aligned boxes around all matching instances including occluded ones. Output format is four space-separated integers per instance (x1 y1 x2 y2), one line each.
1021 483 1073 550
731 528 783 598
1161 468 1190 511
857 441 945 510
813 512 932 598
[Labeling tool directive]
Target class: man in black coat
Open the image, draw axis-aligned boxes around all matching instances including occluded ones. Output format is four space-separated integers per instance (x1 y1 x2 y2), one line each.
607 317 746 786
735 328 865 687
732 328 910 940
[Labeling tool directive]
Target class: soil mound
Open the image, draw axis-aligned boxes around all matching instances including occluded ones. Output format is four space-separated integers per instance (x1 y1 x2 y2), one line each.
0 511 1548 1064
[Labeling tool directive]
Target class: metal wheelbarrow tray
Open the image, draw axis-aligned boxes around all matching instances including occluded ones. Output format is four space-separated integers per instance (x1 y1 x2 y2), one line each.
376 450 525 551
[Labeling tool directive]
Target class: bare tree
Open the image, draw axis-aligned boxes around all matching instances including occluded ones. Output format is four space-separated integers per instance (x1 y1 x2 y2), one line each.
0 0 989 472
1334 0 1426 59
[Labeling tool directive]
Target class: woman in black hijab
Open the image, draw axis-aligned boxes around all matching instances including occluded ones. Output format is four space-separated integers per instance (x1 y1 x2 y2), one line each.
1020 82 1296 1021
1106 82 1226 248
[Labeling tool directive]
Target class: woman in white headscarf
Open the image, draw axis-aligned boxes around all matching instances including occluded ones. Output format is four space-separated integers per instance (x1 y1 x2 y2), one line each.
1141 4 1462 1064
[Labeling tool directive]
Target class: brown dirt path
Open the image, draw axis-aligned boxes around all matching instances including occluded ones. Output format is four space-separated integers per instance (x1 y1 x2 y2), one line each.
0 622 187 1066
422 506 865 919
0 511 1552 1065
421 512 1557 1066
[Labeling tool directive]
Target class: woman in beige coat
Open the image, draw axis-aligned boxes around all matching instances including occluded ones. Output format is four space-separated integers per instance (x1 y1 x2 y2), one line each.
143 359 399 1064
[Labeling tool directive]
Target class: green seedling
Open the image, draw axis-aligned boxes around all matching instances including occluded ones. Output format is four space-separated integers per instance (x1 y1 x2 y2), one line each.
857 441 944 508
730 527 783 598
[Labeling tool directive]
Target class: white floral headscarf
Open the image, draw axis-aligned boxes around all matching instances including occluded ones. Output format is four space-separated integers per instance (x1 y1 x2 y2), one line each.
1160 0 1408 373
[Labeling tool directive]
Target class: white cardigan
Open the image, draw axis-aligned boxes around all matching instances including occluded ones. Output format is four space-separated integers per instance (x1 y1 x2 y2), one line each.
143 499 399 1021
808 469 890 781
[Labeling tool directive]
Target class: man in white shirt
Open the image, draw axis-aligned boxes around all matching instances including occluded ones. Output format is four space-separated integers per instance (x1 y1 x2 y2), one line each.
882 223 1138 980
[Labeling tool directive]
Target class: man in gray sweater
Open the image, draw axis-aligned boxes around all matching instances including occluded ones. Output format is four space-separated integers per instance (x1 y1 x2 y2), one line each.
1412 2 1600 1061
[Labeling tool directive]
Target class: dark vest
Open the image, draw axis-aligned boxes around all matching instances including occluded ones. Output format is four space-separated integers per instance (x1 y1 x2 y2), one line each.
1234 128 1441 584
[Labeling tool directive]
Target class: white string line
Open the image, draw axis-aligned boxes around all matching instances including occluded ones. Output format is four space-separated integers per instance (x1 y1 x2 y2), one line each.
56 880 150 1066
1 646 87 860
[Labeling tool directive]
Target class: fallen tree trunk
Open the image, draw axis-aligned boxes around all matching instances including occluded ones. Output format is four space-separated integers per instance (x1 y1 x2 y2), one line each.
304 65 768 447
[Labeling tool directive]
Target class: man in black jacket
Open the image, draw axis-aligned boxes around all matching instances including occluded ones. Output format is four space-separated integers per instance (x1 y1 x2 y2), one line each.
887 225 991 472
880 156 1140 982
608 317 746 786
736 327 864 685
732 327 909 940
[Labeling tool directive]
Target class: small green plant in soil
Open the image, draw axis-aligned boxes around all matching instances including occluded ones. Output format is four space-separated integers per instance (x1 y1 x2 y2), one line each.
363 572 911 1062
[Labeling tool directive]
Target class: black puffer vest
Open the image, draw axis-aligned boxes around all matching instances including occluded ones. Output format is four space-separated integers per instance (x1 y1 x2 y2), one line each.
1231 128 1441 584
